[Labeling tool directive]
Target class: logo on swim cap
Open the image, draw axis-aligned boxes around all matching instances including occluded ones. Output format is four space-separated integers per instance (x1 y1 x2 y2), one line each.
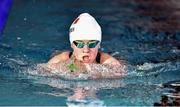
73 18 79 24
69 27 74 33
69 13 102 44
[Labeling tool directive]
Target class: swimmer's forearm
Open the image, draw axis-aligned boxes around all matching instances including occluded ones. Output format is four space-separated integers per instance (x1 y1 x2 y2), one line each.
37 63 59 72
85 64 127 79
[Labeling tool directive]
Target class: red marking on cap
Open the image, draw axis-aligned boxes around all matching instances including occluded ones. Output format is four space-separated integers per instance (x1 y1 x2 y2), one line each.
73 18 79 24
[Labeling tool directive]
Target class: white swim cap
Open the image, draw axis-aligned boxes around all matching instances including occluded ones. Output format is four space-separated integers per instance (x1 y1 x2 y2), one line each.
69 13 102 44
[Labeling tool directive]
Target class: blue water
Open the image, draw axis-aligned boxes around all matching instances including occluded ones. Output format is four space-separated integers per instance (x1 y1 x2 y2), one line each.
0 0 180 106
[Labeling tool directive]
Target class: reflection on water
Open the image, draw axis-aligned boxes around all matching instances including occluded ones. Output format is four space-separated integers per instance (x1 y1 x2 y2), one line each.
26 68 125 106
154 80 180 106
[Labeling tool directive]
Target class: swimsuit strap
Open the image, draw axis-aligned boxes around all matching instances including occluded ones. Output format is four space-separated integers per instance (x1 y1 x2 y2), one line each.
69 52 101 63
69 51 73 58
96 52 101 63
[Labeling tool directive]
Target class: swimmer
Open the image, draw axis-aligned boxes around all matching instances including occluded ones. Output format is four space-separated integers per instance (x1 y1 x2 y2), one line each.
42 13 126 79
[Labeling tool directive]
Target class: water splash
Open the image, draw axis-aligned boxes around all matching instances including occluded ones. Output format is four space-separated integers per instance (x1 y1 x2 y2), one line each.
66 99 106 107
127 61 180 77
26 60 127 80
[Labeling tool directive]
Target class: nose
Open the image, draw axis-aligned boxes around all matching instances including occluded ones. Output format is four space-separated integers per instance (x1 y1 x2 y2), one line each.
83 45 90 53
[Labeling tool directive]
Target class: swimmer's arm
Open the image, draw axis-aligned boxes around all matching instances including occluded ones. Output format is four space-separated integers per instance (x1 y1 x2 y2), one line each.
39 51 70 71
102 57 121 66
86 53 127 79
102 57 127 78
48 51 70 64
104 64 127 78
100 52 121 66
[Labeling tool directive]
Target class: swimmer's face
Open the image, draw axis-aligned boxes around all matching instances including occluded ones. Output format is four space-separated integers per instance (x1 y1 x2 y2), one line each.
71 40 100 64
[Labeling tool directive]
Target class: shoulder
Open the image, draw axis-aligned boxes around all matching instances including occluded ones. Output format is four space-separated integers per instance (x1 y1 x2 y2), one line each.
100 52 121 65
48 51 70 64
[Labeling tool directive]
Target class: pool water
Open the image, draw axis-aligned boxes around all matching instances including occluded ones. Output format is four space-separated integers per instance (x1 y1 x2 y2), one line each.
0 0 180 106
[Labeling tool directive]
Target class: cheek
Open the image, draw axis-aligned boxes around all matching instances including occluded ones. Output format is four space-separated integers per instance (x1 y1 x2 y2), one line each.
73 49 80 57
72 45 81 55
90 48 98 57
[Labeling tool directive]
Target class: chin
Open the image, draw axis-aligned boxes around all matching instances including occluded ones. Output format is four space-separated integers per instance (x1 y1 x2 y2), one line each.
82 61 91 64
82 60 93 64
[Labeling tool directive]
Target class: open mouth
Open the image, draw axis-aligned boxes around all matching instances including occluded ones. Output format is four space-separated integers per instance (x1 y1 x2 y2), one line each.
82 56 90 63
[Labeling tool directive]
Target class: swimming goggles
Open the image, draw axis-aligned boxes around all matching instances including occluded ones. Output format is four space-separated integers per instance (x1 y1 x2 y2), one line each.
73 40 99 48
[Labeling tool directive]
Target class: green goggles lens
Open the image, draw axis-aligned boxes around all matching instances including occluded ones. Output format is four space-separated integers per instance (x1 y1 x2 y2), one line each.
73 40 99 48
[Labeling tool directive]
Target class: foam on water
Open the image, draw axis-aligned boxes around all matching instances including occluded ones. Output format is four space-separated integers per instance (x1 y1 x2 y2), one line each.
66 99 106 107
24 62 128 106
26 59 127 80
26 65 126 90
127 61 180 77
